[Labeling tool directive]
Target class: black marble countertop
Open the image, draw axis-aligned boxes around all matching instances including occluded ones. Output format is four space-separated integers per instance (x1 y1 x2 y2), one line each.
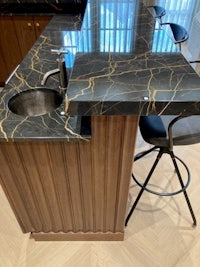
1 0 200 140
0 14 86 141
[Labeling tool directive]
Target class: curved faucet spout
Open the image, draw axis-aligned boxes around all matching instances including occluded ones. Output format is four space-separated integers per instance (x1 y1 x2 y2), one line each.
41 49 69 89
41 68 60 86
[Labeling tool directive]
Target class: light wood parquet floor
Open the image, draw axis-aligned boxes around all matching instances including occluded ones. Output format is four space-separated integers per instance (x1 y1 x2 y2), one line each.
0 132 200 267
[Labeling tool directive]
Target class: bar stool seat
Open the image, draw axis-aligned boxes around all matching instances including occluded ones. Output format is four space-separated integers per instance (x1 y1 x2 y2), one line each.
161 23 189 50
125 115 200 227
147 5 166 23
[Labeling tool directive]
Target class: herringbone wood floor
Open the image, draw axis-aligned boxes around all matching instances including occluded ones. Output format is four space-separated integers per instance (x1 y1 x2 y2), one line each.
1 133 200 267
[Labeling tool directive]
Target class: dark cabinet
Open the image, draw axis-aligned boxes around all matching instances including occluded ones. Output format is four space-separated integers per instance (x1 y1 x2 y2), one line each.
14 16 52 58
0 16 22 86
0 43 9 84
0 16 51 86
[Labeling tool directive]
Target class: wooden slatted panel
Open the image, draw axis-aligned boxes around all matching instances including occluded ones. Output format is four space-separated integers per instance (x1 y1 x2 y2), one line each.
16 143 54 233
115 115 139 231
78 141 94 232
0 143 40 232
92 116 107 232
0 115 138 239
42 142 74 232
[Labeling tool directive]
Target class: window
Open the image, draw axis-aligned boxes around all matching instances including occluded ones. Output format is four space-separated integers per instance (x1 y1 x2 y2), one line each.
100 0 135 52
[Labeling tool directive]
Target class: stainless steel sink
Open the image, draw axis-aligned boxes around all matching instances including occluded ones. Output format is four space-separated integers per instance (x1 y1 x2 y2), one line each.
8 88 63 116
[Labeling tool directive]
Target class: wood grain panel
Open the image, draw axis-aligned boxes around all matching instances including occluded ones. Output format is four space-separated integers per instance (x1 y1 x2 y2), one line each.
63 142 85 232
0 16 22 83
0 143 36 232
104 116 126 231
0 115 139 240
45 142 74 232
0 42 9 85
32 142 64 232
91 116 107 232
115 116 139 231
13 16 52 58
13 16 36 59
16 143 53 233
78 141 94 232
33 16 52 38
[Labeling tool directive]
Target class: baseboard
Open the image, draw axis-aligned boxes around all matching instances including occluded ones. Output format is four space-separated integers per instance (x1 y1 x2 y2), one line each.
31 231 124 241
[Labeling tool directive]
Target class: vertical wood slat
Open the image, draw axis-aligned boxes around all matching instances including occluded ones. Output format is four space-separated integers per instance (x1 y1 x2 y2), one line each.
104 116 126 231
114 115 139 231
31 143 63 232
63 142 84 232
91 116 107 232
78 141 94 232
46 142 74 232
0 115 138 239
16 143 53 233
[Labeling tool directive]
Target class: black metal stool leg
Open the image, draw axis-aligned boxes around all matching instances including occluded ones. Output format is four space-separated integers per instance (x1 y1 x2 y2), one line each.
170 151 197 226
134 146 158 161
125 150 163 226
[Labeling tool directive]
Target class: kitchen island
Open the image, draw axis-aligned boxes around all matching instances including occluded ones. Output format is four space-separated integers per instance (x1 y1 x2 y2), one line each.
0 0 200 241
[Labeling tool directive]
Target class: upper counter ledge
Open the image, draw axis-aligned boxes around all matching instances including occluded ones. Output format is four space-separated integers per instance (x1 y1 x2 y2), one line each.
66 0 200 116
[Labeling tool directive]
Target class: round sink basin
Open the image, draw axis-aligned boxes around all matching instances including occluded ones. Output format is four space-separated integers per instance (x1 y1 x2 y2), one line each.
8 88 63 117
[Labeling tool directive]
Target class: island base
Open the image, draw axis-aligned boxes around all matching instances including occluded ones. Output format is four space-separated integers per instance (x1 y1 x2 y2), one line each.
0 115 138 241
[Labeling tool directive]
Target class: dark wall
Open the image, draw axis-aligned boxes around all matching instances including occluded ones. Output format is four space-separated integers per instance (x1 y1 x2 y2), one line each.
0 0 87 15
1 1 84 3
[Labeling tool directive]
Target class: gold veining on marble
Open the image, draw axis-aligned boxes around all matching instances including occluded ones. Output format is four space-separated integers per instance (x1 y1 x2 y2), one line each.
10 116 29 140
64 116 89 141
0 111 9 141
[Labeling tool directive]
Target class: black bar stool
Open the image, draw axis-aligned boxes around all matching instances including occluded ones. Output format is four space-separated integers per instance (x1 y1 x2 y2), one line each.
125 115 200 227
147 5 166 23
161 23 189 50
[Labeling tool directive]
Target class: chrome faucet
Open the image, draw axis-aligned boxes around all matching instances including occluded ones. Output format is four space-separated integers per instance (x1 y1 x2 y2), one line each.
41 48 69 89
